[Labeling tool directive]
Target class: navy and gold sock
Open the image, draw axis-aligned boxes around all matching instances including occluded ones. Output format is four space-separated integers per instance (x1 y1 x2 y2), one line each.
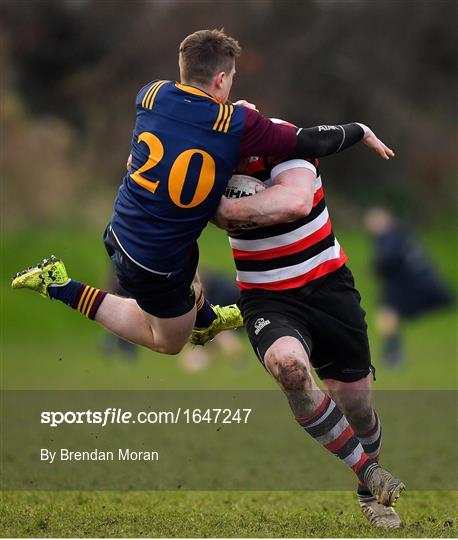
194 291 217 328
49 281 107 320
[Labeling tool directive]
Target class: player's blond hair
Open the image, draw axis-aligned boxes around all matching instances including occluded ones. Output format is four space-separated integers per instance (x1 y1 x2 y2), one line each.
179 29 241 85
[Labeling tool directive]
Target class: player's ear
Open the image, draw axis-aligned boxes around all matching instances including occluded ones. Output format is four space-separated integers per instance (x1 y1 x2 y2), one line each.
215 71 225 89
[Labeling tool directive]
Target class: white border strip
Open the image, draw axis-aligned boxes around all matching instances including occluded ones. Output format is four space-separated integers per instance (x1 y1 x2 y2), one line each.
235 239 341 283
229 207 329 252
109 226 171 276
271 159 316 180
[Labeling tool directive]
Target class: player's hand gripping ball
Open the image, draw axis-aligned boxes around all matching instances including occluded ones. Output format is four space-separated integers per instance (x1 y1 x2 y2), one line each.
225 174 266 199
224 174 266 230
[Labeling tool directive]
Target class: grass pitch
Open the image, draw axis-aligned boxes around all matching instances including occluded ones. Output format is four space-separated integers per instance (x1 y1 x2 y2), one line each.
1 225 457 537
1 491 457 537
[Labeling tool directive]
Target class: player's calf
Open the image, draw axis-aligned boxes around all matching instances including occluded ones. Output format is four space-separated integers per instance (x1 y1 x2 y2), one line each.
324 375 387 508
263 337 405 506
324 375 376 434
11 256 188 355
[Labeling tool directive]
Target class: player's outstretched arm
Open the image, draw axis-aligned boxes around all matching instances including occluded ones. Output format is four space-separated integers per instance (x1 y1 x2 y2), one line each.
356 123 395 160
239 108 394 160
292 123 394 160
213 165 316 231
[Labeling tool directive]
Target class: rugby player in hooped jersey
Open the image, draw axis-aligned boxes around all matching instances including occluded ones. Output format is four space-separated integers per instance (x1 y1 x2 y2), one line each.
209 118 405 528
12 30 394 361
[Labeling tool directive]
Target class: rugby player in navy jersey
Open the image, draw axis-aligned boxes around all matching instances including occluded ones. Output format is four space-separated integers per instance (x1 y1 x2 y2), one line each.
206 118 404 528
12 29 394 358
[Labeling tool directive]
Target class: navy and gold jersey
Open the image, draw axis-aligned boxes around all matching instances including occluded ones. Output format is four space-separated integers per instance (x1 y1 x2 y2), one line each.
110 80 298 273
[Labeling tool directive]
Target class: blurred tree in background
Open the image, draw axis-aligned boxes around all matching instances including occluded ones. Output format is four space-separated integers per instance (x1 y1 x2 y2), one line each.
1 0 456 229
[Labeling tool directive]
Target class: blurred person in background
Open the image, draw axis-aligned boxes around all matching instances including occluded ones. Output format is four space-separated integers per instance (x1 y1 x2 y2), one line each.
364 207 453 368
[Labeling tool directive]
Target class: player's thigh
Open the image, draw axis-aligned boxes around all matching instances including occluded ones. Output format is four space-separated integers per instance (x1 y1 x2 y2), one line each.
139 304 196 354
135 281 197 353
105 231 198 318
240 290 313 377
305 267 374 383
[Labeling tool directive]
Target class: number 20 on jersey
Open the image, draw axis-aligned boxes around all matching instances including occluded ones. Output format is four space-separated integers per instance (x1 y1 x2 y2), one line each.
130 131 215 209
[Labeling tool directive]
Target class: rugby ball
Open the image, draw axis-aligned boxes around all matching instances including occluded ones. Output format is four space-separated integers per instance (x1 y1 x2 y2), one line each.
224 175 267 230
225 174 266 199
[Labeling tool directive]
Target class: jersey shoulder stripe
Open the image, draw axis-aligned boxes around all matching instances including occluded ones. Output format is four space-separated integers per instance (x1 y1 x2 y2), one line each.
213 103 225 131
213 103 235 133
218 105 230 132
145 80 168 110
222 104 234 132
140 80 159 108
141 80 168 110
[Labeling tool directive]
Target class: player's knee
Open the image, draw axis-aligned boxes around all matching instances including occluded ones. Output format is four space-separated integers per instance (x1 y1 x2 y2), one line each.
150 342 184 355
265 338 312 390
346 405 374 432
279 356 310 390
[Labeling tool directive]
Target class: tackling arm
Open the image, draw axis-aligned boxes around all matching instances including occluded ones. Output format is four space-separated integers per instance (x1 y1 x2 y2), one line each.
239 108 394 161
213 164 316 231
292 122 394 161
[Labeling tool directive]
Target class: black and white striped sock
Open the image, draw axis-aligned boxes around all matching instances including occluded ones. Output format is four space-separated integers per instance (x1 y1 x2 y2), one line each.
357 412 382 502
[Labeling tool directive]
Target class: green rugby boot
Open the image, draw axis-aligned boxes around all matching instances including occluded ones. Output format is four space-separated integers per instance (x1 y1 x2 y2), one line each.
190 304 244 346
11 255 69 298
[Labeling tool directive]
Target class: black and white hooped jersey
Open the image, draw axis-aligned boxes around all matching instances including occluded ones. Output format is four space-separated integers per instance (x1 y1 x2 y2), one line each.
228 131 348 291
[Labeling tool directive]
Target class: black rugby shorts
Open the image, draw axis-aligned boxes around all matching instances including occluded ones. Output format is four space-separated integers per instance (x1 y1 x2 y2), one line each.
239 265 374 383
103 225 197 318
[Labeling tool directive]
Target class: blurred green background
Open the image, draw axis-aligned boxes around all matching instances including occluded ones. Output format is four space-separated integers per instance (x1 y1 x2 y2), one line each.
1 0 457 391
1 3 457 537
2 225 456 390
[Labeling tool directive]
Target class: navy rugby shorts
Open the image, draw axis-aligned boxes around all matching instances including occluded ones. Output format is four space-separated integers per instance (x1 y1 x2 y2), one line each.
239 265 375 383
103 226 198 318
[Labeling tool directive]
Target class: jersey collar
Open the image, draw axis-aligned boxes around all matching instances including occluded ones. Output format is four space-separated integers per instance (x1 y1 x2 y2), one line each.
175 82 221 103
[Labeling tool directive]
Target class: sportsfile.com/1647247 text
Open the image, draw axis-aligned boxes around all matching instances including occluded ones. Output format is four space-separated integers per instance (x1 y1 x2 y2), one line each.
40 408 252 428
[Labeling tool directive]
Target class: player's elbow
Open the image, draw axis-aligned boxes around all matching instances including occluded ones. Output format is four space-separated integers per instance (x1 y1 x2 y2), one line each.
288 196 313 220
